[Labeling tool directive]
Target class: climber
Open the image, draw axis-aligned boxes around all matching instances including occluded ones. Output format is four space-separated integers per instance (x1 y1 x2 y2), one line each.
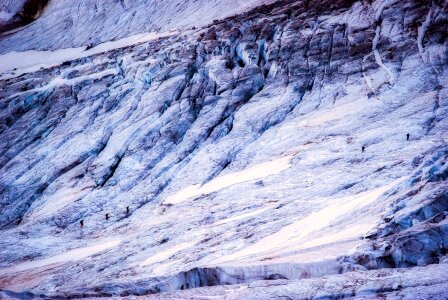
407 133 410 141
105 213 109 220
126 206 130 214
80 220 84 227
362 146 365 153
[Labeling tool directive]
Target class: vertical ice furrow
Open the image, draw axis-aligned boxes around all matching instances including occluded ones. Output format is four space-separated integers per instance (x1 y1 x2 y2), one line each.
417 8 432 62
372 0 396 85
372 25 395 85
77 0 85 17
362 53 378 98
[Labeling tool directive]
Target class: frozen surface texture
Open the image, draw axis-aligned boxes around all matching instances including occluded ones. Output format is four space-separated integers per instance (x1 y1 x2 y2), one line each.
0 0 274 53
0 0 447 298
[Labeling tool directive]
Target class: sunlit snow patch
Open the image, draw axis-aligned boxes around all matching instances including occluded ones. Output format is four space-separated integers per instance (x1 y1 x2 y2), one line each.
164 156 293 205
141 241 197 267
0 31 176 79
214 178 404 263
213 204 277 226
3 240 121 273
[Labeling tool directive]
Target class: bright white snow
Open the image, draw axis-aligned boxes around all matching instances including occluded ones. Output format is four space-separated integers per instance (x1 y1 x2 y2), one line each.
0 31 176 79
2 240 121 273
141 241 197 267
164 156 293 205
214 178 403 263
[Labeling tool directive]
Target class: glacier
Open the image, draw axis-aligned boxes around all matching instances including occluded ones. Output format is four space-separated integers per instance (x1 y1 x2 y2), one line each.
0 0 447 298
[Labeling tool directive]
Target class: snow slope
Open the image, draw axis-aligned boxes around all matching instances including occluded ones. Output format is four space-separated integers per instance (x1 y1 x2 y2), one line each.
0 31 176 79
0 0 274 53
0 0 447 298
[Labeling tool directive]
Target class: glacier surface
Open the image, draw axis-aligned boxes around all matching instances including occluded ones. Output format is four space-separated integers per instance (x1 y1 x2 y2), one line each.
0 0 447 298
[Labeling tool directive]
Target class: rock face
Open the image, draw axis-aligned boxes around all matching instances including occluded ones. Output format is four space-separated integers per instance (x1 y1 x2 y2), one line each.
0 0 27 32
0 0 447 298
0 0 49 33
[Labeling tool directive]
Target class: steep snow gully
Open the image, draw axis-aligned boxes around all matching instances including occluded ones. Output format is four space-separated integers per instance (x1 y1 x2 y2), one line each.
0 0 448 298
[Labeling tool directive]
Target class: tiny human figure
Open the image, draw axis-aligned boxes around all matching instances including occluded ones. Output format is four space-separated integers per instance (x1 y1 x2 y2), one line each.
126 206 130 214
80 220 84 227
105 213 109 220
406 133 410 141
362 146 366 152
